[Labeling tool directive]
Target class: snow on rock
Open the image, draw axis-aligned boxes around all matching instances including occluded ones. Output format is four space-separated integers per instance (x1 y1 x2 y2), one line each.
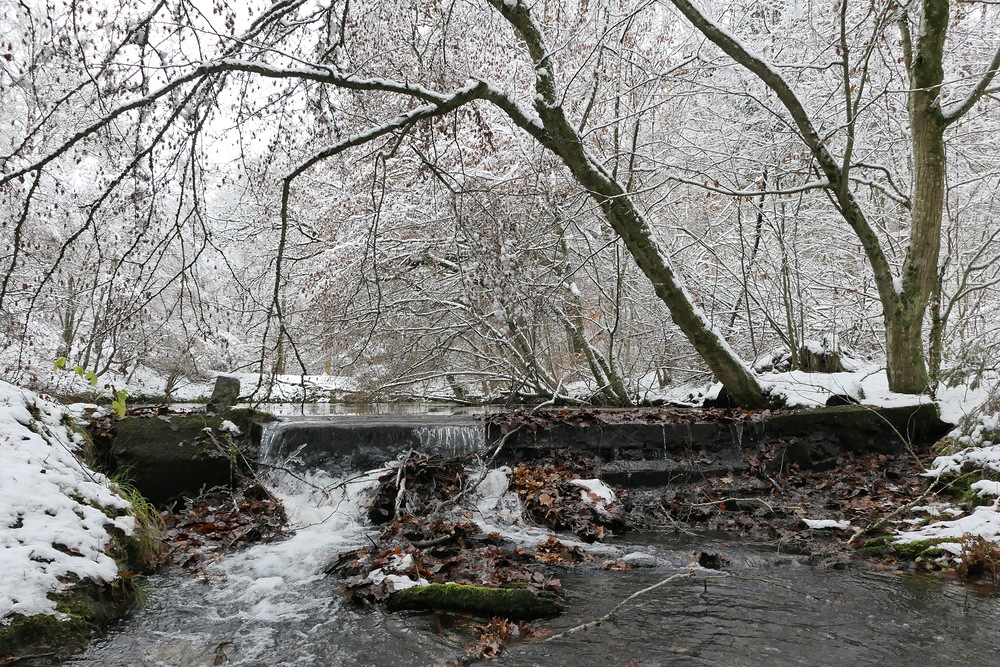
895 501 1000 546
894 383 1000 551
219 419 242 435
971 480 1000 497
0 381 130 624
803 518 851 530
922 443 1000 478
570 478 616 507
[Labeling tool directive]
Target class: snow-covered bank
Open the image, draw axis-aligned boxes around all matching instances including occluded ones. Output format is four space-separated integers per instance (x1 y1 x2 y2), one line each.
892 396 1000 555
0 382 133 625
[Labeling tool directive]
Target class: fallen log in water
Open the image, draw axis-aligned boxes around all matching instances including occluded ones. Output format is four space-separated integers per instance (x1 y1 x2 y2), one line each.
386 584 564 620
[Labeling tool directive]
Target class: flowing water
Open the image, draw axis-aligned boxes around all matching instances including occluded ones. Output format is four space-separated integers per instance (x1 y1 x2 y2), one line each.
69 418 1000 667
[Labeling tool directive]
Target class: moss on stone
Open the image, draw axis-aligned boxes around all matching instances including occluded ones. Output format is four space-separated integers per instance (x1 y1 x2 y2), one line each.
0 579 143 659
859 535 946 560
891 538 945 560
386 583 564 620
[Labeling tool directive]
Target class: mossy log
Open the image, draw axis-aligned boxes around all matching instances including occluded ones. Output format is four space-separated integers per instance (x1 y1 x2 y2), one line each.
386 584 563 620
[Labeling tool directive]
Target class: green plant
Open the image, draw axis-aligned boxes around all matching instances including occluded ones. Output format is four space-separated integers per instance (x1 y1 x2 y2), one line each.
108 479 164 574
54 357 128 418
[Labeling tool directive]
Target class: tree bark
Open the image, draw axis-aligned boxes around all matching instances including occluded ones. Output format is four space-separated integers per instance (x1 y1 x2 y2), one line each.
885 0 948 394
668 0 997 395
486 0 770 408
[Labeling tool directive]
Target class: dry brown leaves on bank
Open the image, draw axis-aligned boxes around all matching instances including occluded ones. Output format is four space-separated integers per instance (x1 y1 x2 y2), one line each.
510 451 627 542
654 444 931 557
161 484 288 569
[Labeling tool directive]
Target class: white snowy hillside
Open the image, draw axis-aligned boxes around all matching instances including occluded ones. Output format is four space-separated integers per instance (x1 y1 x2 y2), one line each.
0 382 133 623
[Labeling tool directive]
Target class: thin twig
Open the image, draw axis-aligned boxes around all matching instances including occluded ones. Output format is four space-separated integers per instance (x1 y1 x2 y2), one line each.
546 570 696 642
848 484 934 545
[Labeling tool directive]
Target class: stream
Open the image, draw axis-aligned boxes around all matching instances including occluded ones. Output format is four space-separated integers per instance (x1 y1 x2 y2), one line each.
69 415 1000 667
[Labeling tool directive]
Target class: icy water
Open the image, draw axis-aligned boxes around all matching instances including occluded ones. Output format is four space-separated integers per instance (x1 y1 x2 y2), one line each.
69 418 1000 667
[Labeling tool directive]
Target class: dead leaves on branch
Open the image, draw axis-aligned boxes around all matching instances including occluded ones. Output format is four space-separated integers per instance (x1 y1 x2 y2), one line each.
366 453 468 525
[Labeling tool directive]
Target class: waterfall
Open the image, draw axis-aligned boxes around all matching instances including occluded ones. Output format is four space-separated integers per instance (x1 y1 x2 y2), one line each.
259 417 488 475
414 424 486 456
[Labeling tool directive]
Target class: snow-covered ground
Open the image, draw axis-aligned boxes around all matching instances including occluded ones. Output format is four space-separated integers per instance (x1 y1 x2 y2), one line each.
0 382 133 625
757 364 1000 560
893 402 1000 554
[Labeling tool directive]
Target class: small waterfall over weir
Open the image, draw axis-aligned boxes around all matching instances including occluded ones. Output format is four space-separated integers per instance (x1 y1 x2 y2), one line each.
261 416 487 476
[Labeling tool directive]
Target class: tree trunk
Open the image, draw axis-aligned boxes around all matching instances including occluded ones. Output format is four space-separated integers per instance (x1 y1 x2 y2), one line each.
668 0 971 396
885 0 948 394
488 0 770 409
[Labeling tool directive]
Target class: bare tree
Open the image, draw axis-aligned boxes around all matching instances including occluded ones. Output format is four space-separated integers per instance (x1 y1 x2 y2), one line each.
0 0 773 405
668 0 1000 394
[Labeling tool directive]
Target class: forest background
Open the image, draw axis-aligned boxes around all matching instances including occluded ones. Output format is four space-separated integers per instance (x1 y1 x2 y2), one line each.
1 0 998 408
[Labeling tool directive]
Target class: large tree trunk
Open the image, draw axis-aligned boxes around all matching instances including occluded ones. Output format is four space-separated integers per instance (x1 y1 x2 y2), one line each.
487 0 770 409
885 0 949 394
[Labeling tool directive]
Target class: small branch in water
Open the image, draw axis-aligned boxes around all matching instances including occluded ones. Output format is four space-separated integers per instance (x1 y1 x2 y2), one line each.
546 570 696 642
427 425 524 516
409 532 456 549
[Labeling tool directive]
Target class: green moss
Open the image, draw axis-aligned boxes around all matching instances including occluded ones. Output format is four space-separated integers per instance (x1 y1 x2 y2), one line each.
0 579 143 659
386 583 564 620
860 536 945 560
0 611 90 657
222 407 277 440
859 535 894 556
892 538 945 560
108 481 164 574
937 471 998 511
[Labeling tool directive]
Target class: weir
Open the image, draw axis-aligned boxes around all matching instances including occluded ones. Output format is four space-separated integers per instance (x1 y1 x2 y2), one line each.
260 416 487 475
257 402 949 486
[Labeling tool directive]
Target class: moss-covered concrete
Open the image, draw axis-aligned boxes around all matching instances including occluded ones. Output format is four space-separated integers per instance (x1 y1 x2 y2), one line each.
109 408 274 505
386 583 564 620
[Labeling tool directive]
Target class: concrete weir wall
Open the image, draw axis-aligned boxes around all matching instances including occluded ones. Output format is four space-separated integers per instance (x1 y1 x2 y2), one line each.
112 403 952 503
261 416 486 476
484 403 951 487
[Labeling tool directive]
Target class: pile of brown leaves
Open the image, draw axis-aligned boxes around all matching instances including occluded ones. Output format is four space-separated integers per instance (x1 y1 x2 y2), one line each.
431 617 547 666
332 515 568 604
330 451 613 605
510 452 627 542
161 484 288 569
367 453 468 525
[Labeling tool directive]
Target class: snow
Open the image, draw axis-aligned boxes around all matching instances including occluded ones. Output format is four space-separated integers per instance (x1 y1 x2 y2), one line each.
895 502 1000 546
0 381 130 624
570 478 616 507
891 375 1000 554
220 419 242 435
803 518 851 530
922 444 1000 479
